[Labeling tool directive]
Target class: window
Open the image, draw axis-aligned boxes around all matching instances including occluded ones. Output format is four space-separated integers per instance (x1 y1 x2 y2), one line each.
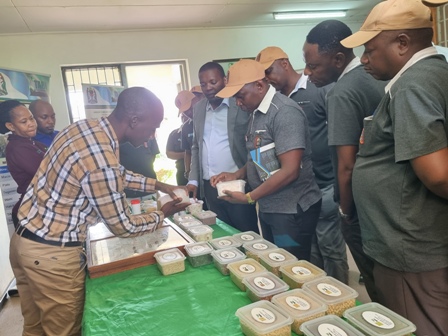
436 4 448 47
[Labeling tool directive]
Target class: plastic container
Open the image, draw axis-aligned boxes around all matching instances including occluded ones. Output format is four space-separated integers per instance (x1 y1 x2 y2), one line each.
279 260 326 289
130 199 141 214
271 289 327 335
235 300 293 336
258 248 298 277
186 199 203 216
343 302 417 336
177 218 203 231
141 199 157 213
209 236 242 250
173 214 196 225
187 225 214 242
157 189 190 209
184 242 214 267
216 179 246 197
302 276 358 317
243 271 289 302
227 258 267 291
233 231 263 247
300 314 365 336
194 210 217 225
211 247 246 275
154 248 186 276
243 240 278 262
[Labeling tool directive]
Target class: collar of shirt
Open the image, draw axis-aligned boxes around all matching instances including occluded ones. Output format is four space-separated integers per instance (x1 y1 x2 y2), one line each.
205 97 229 112
288 74 308 98
338 57 361 81
385 46 438 95
256 85 276 114
100 117 119 155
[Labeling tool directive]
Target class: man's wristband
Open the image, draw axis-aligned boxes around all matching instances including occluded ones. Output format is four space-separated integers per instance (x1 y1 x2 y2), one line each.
338 206 351 220
246 192 255 205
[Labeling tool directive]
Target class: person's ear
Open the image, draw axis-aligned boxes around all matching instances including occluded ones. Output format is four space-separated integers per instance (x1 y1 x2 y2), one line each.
396 33 410 56
223 76 228 85
5 122 14 133
333 52 346 70
128 115 138 129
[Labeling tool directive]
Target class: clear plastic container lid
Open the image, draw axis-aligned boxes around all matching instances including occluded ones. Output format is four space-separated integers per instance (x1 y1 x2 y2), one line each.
154 248 186 266
235 300 293 335
280 260 326 285
216 179 246 197
243 239 277 255
302 276 358 306
173 214 196 225
259 248 298 268
211 247 246 265
210 236 242 250
343 302 417 336
227 258 267 279
271 288 327 321
184 242 214 257
233 231 263 244
187 225 214 236
300 314 365 336
242 271 289 300
178 219 203 231
194 210 217 220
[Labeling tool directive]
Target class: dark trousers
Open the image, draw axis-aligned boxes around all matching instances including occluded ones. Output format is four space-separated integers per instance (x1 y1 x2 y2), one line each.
374 262 448 336
259 200 321 260
203 179 258 233
341 211 378 302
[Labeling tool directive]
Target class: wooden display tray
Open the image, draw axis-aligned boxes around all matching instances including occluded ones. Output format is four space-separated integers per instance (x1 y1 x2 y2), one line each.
86 218 195 278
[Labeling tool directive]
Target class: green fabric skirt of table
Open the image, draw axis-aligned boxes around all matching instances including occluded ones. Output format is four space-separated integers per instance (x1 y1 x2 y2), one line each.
82 220 272 336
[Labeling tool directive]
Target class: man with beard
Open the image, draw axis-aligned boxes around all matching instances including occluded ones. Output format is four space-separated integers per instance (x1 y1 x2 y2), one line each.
187 62 258 233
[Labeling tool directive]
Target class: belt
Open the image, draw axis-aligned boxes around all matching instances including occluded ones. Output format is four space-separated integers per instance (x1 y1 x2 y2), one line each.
17 227 83 247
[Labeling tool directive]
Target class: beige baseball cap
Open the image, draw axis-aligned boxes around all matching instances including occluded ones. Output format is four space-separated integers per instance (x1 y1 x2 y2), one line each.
422 0 448 4
255 46 289 70
216 59 265 98
190 85 202 94
341 0 433 48
175 90 196 115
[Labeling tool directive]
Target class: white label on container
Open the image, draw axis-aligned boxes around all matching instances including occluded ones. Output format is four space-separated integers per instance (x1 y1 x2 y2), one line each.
220 251 237 259
250 307 276 324
317 283 342 297
268 252 286 262
240 234 255 241
191 245 206 253
292 266 312 276
362 311 395 329
239 264 256 274
285 296 311 311
253 276 275 290
253 243 268 250
162 252 178 261
317 323 348 336
193 226 207 233
218 239 232 246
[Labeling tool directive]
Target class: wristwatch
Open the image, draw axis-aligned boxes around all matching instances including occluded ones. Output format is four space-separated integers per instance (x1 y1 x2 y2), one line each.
245 192 256 205
338 206 351 220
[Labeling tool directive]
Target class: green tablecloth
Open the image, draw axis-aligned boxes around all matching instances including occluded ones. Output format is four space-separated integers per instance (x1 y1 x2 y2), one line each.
83 220 264 336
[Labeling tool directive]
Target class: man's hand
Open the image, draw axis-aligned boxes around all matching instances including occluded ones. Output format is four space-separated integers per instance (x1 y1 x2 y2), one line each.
210 172 237 188
160 199 189 218
186 183 197 199
219 190 248 204
156 181 188 201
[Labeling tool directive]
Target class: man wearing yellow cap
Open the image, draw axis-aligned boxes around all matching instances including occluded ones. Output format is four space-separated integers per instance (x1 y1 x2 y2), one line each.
211 59 322 260
187 62 258 233
341 0 448 334
256 46 348 283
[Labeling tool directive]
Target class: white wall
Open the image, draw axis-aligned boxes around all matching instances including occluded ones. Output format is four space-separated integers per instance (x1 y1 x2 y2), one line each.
0 22 362 129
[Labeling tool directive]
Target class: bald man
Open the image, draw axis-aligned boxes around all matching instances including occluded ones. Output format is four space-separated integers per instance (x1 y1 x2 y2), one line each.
10 87 188 336
29 100 58 147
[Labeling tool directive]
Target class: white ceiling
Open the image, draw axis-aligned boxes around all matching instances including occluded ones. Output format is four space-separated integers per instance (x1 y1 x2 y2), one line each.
0 0 381 35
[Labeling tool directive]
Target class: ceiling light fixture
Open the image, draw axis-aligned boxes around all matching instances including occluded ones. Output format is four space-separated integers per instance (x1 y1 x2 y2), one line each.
273 11 347 20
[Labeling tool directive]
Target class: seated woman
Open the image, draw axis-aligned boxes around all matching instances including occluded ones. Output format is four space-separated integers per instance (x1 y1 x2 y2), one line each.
0 100 47 228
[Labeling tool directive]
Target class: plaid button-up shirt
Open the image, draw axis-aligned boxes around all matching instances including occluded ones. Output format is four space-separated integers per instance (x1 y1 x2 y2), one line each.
18 117 163 243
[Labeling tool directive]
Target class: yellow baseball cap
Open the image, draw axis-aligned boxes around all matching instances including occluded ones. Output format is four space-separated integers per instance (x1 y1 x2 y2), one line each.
175 90 196 115
255 46 289 70
341 0 433 48
216 59 265 98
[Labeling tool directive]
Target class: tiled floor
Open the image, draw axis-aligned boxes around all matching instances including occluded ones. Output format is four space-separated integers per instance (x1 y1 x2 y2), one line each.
0 248 370 336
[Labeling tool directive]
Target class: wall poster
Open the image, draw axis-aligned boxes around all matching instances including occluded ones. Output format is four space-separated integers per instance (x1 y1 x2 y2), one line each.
82 84 125 119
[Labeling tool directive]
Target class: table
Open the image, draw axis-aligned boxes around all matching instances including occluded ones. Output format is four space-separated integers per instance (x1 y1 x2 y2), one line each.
82 220 267 336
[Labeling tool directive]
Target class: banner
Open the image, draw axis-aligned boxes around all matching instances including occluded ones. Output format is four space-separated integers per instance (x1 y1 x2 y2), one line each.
82 84 125 119
0 67 51 103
